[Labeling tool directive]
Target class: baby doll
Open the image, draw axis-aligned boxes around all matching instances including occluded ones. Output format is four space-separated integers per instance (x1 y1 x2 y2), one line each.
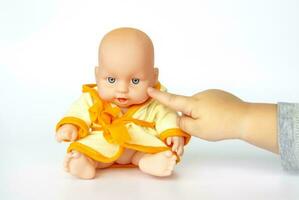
55 27 190 179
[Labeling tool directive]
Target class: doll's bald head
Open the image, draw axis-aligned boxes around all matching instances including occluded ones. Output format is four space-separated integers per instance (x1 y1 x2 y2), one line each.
95 28 158 108
98 27 154 72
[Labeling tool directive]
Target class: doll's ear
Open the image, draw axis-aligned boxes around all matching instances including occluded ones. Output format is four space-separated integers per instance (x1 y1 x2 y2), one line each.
154 67 159 84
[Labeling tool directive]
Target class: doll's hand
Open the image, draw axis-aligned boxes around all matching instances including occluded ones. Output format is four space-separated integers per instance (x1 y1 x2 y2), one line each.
166 136 184 156
56 124 78 142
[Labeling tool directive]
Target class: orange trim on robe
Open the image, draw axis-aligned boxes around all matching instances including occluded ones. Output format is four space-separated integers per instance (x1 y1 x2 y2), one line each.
68 140 172 163
58 82 188 166
110 163 137 168
122 143 170 154
68 142 124 163
159 128 191 145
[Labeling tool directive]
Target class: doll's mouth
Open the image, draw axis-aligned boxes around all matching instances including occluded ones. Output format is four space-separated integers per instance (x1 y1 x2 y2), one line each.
116 98 128 104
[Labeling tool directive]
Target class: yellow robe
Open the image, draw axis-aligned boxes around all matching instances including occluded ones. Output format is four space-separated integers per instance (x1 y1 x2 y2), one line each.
56 83 190 164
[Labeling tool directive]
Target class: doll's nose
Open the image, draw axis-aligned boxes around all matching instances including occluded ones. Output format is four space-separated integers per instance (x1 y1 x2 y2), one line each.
117 81 129 93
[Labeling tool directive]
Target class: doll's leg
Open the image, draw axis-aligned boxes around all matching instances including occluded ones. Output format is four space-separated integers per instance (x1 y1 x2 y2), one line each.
95 149 135 168
64 151 98 179
96 162 113 169
131 151 177 177
115 148 136 164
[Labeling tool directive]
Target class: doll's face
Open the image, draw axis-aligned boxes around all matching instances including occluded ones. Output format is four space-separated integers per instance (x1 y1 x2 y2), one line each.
95 28 158 108
95 63 157 108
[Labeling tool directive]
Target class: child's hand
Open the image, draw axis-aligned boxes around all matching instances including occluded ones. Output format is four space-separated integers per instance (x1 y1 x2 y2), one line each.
166 136 184 156
148 88 278 154
148 88 248 141
56 124 78 142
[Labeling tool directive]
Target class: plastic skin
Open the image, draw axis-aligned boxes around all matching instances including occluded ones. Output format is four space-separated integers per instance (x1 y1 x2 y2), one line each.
147 88 278 154
56 28 186 179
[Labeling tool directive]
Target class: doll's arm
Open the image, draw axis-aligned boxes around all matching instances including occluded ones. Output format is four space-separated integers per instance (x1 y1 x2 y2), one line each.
153 102 191 147
56 93 93 140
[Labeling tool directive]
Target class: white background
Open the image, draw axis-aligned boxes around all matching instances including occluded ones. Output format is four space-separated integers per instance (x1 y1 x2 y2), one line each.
0 0 298 199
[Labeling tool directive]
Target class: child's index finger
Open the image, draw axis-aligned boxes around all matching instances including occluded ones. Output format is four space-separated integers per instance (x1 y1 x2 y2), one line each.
147 87 193 116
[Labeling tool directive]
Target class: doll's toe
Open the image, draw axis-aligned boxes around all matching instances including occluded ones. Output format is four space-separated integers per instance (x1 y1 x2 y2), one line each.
63 152 73 172
72 151 81 159
171 155 177 161
164 151 173 158
177 147 184 156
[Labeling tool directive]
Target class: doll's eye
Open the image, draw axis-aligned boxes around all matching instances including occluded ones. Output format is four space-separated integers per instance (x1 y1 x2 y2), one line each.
107 77 116 84
131 78 140 85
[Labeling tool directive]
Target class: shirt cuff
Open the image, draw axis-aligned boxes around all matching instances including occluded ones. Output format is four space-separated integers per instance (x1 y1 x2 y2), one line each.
278 102 299 171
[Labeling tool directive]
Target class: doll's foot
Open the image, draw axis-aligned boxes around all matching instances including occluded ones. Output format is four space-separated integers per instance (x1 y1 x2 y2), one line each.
64 151 97 179
138 151 177 177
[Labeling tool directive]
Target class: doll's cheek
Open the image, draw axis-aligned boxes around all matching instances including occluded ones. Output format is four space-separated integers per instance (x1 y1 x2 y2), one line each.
132 90 150 102
98 88 113 100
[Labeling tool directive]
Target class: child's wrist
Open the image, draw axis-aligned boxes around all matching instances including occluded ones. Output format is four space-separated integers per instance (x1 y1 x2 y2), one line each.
234 102 251 141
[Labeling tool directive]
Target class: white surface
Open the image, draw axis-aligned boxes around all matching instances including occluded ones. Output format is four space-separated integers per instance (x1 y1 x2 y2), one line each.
1 0 299 199
1 139 299 200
